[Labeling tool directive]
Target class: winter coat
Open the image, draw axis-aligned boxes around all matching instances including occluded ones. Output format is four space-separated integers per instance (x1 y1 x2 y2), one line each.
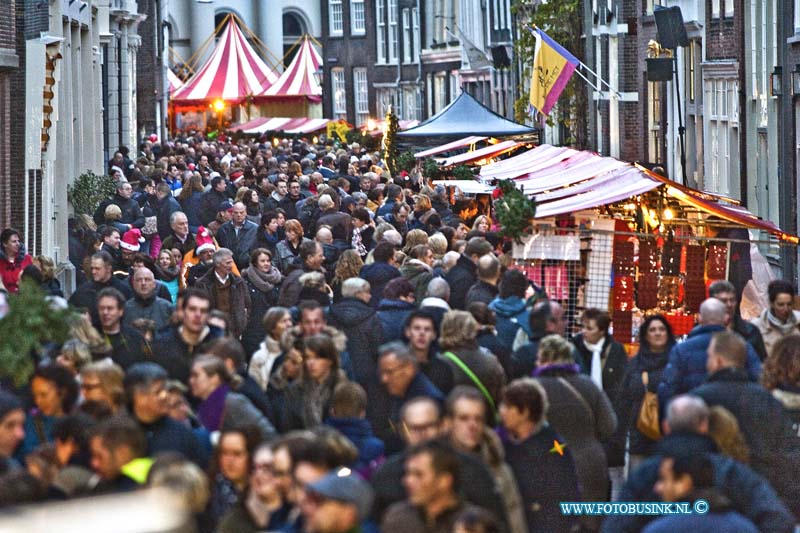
474 429 528 533
691 367 800 517
276 265 322 308
615 344 672 456
195 269 251 340
772 386 800 439
489 296 532 350
445 254 478 310
328 297 385 387
222 391 276 442
376 298 416 342
571 332 629 467
68 276 133 327
533 365 618 507
476 328 513 379
501 423 581 533
199 189 228 226
371 447 508 529
382 500 482 533
657 324 762 410
399 259 434 303
324 417 385 480
316 208 352 242
465 280 499 307
280 324 354 380
0 245 32 293
240 266 281 356
215 220 259 269
601 432 796 533
179 191 204 231
154 195 182 240
218 500 292 533
139 415 209 468
642 489 758 533
359 261 401 308
123 292 175 331
750 309 800 359
105 326 148 370
93 193 145 228
441 343 506 408
150 325 223 383
281 372 347 431
161 232 197 258
248 336 283 392
273 238 312 275
732 314 768 361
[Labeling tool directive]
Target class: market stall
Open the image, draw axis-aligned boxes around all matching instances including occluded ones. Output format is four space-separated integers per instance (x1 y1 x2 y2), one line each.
254 35 323 118
474 144 797 345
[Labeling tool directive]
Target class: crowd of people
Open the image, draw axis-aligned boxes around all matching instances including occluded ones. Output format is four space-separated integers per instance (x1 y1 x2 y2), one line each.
0 134 798 532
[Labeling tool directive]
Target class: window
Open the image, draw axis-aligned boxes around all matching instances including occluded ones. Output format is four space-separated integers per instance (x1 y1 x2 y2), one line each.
412 7 419 62
332 68 347 119
388 0 399 63
351 0 365 34
329 0 343 35
402 9 411 62
354 68 369 125
648 81 662 164
685 41 697 102
376 0 386 63
404 88 418 120
376 88 394 117
434 74 446 113
795 0 800 35
711 0 720 18
724 0 734 17
705 78 739 196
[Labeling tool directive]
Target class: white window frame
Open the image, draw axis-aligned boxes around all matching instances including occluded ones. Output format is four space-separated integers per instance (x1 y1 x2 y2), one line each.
354 68 369 125
351 0 366 35
376 0 386 63
724 0 734 17
795 0 800 35
332 68 347 119
412 7 419 62
402 8 411 63
404 88 418 121
388 0 399 64
648 81 662 164
329 0 344 36
711 0 720 18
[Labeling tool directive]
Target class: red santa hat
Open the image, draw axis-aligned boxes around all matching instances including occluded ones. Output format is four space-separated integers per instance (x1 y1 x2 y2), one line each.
195 226 216 254
120 228 144 252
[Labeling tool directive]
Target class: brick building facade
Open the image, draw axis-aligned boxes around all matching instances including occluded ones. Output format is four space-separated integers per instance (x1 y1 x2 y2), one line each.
1 1 19 232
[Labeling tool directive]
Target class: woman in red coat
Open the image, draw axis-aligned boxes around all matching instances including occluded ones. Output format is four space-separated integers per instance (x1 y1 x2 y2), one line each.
0 228 33 293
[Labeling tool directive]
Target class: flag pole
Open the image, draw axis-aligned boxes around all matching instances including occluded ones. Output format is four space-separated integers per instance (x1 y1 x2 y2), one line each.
526 25 621 98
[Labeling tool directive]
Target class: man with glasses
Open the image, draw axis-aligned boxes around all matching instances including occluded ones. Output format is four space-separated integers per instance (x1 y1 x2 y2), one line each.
369 396 506 527
708 280 767 360
123 362 208 467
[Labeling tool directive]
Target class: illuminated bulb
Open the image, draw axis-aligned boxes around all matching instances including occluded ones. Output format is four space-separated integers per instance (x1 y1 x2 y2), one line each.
272 137 279 147
212 99 225 112
312 136 319 144
623 203 636 211
663 208 674 220
367 118 377 131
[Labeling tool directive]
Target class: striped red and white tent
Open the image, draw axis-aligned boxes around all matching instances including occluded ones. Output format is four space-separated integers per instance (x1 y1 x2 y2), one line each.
167 69 184 94
257 36 322 100
230 116 331 135
171 18 278 106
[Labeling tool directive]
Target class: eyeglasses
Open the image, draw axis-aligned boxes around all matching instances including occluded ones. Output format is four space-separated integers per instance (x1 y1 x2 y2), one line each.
379 364 407 377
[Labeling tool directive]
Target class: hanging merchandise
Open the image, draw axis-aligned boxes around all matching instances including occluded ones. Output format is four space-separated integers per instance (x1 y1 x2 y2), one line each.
707 244 728 279
638 239 659 274
661 242 682 276
637 273 659 310
544 265 570 300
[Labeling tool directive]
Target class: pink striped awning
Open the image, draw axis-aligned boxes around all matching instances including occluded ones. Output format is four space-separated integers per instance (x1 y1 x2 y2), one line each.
171 18 278 105
258 36 322 99
438 140 521 167
414 136 488 158
167 69 184 93
230 117 331 135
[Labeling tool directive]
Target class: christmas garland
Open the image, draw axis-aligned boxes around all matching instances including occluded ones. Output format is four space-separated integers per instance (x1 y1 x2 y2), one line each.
493 179 537 242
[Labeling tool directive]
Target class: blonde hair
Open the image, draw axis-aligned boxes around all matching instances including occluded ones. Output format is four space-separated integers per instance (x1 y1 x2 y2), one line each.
104 204 122 221
403 229 429 253
428 233 448 258
69 314 111 356
234 186 251 204
334 249 364 283
59 340 93 372
81 361 126 410
34 255 56 281
414 195 432 211
472 215 492 231
708 405 750 464
537 335 575 366
193 354 243 388
439 311 479 350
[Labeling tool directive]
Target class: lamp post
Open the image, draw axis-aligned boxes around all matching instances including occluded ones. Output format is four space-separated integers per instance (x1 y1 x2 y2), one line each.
771 66 783 97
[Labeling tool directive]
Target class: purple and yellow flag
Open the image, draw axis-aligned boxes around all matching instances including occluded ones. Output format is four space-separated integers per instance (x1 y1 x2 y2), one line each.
529 28 580 116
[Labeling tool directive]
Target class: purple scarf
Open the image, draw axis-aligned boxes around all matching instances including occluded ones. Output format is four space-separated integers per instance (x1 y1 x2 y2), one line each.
532 363 581 377
198 384 230 431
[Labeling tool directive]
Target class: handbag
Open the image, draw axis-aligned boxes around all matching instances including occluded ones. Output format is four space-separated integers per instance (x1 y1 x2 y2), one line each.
636 371 662 441
141 215 158 236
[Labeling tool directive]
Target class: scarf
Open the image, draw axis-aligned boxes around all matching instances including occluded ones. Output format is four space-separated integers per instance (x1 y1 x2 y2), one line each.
244 266 282 293
261 230 280 246
352 227 367 257
533 363 581 377
583 338 605 389
154 263 179 282
766 309 799 336
198 384 230 431
302 374 337 428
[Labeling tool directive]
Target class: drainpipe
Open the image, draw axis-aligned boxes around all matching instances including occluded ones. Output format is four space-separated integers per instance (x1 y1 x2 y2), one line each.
415 0 422 117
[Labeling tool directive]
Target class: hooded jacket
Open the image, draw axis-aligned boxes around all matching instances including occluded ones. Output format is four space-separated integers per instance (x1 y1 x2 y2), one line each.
328 297 385 387
399 259 434 302
376 298 416 342
489 296 533 350
0 244 32 293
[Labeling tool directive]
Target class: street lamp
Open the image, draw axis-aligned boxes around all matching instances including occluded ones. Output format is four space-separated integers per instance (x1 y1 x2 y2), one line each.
770 66 783 97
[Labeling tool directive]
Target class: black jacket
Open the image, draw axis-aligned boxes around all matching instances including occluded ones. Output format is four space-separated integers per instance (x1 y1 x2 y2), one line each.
68 277 133 327
139 415 209 467
93 194 144 228
465 280 499 307
370 445 510 530
445 254 477 310
150 325 224 383
601 432 796 533
328 297 384 388
691 367 800 516
105 326 147 370
199 189 228 226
